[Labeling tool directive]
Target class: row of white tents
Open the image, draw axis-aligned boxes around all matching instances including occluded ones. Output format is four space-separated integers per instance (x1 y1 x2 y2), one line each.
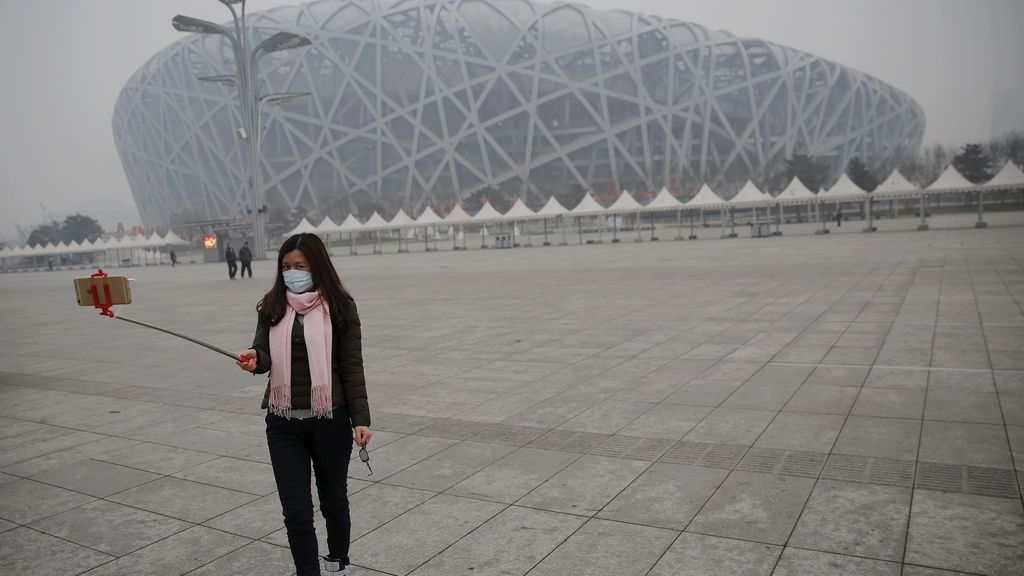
4 162 1022 262
284 162 1024 237
0 230 189 260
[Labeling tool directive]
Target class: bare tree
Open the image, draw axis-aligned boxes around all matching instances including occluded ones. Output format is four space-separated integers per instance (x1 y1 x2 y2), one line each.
900 142 953 187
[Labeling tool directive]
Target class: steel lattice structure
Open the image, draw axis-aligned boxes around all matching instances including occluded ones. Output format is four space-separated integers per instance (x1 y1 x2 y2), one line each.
113 0 925 229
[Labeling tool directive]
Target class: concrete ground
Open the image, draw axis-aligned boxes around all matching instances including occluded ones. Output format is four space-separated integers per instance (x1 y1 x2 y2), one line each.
1 220 1022 575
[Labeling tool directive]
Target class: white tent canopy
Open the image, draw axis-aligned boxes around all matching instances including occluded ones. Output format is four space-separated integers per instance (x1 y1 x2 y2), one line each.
980 162 1024 191
728 181 770 207
441 204 473 225
873 170 920 198
642 187 685 212
471 200 504 223
685 184 725 208
821 174 867 200
503 198 537 220
313 216 339 234
535 196 568 217
388 209 415 228
361 212 390 231
606 190 644 214
568 191 606 216
414 206 444 226
285 217 318 236
775 177 819 203
336 214 363 232
926 165 975 193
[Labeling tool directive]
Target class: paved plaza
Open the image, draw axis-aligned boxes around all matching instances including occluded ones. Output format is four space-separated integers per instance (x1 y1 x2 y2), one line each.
1 222 1023 575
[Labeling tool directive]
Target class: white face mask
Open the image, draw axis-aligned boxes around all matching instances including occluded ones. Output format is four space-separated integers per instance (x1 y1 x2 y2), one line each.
283 270 314 293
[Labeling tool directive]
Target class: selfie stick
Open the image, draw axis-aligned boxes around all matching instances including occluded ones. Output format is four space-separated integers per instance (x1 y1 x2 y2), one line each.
86 269 240 362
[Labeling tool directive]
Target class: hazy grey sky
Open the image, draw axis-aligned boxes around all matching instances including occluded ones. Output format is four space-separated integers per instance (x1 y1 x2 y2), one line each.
1 0 1022 241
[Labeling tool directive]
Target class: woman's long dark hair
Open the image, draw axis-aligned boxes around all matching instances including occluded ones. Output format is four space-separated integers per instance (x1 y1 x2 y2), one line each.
257 233 358 327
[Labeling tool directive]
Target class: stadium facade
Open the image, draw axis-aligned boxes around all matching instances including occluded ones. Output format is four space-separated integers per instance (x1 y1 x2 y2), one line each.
113 0 926 229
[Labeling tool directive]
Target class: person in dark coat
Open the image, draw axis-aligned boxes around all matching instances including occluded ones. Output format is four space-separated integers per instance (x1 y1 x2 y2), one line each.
169 249 177 267
237 233 371 576
239 242 253 278
835 208 843 227
225 243 237 279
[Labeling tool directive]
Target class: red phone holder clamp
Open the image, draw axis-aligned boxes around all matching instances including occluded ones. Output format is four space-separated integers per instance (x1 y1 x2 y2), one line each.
88 269 116 318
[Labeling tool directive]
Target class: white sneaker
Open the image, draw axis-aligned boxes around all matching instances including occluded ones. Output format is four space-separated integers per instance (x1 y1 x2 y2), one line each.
322 556 347 574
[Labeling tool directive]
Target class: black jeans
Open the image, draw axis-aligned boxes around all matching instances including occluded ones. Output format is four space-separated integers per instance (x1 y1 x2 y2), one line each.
227 261 237 278
266 409 353 575
240 261 252 277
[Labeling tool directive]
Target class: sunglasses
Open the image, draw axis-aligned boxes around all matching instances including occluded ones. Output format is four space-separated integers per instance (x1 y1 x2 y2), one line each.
358 444 372 476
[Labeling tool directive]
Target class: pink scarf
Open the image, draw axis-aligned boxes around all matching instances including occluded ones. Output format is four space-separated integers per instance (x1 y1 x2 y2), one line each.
268 290 333 418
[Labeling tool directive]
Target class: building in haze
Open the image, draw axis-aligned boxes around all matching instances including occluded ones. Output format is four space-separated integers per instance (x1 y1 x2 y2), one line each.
113 0 925 230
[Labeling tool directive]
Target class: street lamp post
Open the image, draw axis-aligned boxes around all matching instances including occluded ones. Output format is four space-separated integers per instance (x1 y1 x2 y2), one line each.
172 1 311 260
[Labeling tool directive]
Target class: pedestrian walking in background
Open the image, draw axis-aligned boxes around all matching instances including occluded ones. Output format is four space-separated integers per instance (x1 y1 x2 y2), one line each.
236 232 371 576
225 243 237 279
169 249 177 267
239 241 253 278
835 208 843 227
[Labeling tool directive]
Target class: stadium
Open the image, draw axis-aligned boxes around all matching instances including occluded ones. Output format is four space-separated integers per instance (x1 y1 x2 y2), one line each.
112 0 926 231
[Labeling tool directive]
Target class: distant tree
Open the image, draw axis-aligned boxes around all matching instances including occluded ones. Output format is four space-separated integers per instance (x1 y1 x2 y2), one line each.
784 154 830 192
986 131 1024 170
27 220 63 247
61 213 103 244
901 142 953 187
952 143 993 184
753 154 790 194
846 157 879 191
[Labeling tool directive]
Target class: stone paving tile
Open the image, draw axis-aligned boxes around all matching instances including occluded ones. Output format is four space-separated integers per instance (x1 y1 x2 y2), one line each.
851 387 925 419
447 447 579 504
646 532 780 576
832 416 921 460
924 389 1003 423
688 471 815 544
804 365 870 387
29 499 190 556
772 547 901 575
596 463 727 530
79 525 250 576
383 440 516 492
789 480 911 561
927 369 995 392
783 384 860 414
358 434 459 479
108 476 259 523
0 436 140 478
183 541 295 576
624 404 712 440
864 366 929 390
753 412 845 453
524 518 677 576
91 442 224 475
517 455 649 516
0 526 114 576
349 494 505 575
682 408 776 445
408 506 585 576
905 490 1024 576
29 458 161 498
172 456 279 496
0 478 95 524
202 493 284 540
918 420 1013 469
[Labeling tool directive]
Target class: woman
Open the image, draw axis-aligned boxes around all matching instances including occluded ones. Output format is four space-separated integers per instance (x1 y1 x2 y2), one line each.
237 233 371 576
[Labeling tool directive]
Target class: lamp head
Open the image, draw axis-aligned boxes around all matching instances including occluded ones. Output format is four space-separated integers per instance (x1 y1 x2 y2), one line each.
258 31 313 54
171 15 224 35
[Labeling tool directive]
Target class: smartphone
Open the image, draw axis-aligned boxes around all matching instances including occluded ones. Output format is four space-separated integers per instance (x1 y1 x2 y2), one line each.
74 275 132 306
